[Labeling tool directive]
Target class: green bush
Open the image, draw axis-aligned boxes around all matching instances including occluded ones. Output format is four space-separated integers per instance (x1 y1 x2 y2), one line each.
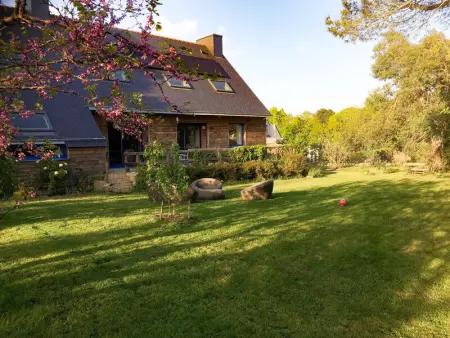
186 159 297 183
307 166 325 178
74 170 100 193
282 154 307 177
228 145 270 163
191 151 218 166
0 156 17 199
134 165 149 192
34 159 74 195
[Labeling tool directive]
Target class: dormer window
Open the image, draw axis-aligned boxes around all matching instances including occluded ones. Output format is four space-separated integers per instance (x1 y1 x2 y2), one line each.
166 77 192 89
200 49 209 56
108 70 129 82
209 79 234 93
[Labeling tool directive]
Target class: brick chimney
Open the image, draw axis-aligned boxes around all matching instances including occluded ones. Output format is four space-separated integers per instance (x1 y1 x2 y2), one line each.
25 0 50 20
196 34 223 57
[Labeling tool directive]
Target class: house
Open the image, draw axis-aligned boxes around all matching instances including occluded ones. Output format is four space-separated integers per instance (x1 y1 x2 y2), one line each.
1 3 270 181
266 122 283 145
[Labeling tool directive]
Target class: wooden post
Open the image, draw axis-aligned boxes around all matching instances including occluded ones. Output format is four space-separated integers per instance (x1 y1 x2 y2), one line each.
216 149 221 164
105 148 109 182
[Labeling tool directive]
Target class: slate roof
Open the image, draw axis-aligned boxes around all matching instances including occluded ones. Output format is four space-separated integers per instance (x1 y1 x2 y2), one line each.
2 5 270 147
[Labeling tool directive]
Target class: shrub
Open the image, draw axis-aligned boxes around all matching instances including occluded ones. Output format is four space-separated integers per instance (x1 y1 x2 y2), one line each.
282 154 306 177
347 151 369 165
186 160 286 183
73 170 99 193
0 156 17 199
34 159 74 196
134 165 150 192
307 166 325 178
228 145 270 163
191 151 218 166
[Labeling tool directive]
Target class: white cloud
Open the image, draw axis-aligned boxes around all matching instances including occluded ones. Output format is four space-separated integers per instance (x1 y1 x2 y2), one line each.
153 16 199 41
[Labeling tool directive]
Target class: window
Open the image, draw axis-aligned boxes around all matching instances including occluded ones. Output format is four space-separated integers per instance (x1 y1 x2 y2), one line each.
200 49 209 56
209 79 234 93
108 70 129 82
11 113 52 131
167 77 192 89
12 144 69 162
229 123 244 147
177 124 202 150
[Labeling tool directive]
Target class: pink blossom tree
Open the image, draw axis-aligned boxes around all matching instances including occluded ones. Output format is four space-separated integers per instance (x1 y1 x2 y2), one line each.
0 0 195 157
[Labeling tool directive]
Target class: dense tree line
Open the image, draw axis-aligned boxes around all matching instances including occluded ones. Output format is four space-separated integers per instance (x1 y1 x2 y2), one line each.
270 31 450 170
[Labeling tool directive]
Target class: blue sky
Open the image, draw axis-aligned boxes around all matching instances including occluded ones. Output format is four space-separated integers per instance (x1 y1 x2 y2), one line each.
153 0 381 115
4 0 382 115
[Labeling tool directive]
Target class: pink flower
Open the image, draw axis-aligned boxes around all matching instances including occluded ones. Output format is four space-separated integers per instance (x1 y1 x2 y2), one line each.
17 153 25 161
16 201 24 206
29 191 37 198
19 111 34 118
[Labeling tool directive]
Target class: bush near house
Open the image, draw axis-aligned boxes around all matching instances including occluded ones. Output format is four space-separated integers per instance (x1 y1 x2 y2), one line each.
185 155 307 183
0 156 17 199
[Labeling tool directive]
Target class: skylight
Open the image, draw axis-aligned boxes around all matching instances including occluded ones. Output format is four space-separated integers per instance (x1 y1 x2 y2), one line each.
12 113 52 131
108 70 129 82
209 79 234 93
167 77 192 89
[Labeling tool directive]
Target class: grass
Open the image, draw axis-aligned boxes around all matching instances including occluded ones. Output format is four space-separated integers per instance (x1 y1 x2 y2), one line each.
0 167 449 337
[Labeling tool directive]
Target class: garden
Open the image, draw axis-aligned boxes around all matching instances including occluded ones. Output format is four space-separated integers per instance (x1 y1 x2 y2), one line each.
1 168 449 337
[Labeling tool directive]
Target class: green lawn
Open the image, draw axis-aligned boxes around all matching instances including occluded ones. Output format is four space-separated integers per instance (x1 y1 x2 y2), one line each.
1 168 449 337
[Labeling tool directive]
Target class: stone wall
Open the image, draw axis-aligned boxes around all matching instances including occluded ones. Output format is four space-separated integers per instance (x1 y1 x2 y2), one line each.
16 146 106 182
69 147 106 174
148 114 267 148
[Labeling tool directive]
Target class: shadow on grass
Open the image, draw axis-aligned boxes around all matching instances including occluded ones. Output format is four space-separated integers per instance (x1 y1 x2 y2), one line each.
0 178 449 336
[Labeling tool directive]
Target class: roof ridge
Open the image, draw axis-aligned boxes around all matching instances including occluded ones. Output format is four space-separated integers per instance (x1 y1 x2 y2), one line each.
117 27 205 46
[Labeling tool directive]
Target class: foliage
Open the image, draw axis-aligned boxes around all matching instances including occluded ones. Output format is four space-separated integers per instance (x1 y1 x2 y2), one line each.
228 145 270 163
272 31 450 171
282 154 307 177
326 0 450 42
322 140 350 169
141 141 188 216
34 159 72 196
314 108 335 125
191 151 218 166
306 166 325 178
186 156 306 183
0 155 16 199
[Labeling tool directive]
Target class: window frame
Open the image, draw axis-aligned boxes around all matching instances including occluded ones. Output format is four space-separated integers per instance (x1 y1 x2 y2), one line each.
165 76 193 89
10 143 69 162
209 79 234 93
177 123 204 150
228 123 245 147
11 112 53 131
107 70 130 83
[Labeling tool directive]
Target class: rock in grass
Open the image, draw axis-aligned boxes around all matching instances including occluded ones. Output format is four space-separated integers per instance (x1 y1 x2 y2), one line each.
241 180 274 200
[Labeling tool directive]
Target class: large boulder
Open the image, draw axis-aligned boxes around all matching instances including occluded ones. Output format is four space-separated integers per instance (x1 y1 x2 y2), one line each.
241 180 274 200
191 178 225 201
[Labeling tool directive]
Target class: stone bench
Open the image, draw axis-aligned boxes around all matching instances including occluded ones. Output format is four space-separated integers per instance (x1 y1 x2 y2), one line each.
189 178 225 201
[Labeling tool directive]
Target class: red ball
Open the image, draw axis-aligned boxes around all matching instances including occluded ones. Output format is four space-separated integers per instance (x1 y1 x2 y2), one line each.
339 199 348 207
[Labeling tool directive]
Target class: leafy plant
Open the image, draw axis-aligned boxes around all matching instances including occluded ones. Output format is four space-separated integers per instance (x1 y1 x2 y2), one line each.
142 142 189 219
282 154 307 177
34 159 72 196
307 166 325 178
0 156 17 199
228 145 270 163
